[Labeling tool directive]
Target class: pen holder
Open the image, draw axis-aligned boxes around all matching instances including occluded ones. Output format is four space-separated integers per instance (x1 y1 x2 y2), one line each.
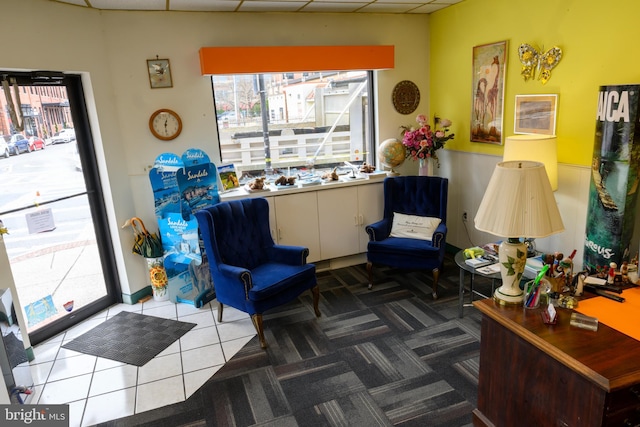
523 278 550 309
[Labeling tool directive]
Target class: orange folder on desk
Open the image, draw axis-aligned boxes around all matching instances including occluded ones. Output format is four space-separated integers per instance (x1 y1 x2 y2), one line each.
576 287 640 341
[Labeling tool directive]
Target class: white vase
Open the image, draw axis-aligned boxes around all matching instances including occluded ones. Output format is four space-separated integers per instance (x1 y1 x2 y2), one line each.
146 257 169 301
419 157 434 176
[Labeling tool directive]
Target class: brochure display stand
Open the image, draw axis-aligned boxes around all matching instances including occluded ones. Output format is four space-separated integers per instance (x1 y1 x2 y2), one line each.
149 149 219 307
584 84 640 272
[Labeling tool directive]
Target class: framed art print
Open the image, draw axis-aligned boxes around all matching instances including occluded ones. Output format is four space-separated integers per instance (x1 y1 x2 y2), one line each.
217 164 240 192
147 58 173 89
470 40 507 145
514 94 558 135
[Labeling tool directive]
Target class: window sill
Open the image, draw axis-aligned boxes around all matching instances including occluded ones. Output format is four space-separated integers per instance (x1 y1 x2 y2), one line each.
219 173 387 201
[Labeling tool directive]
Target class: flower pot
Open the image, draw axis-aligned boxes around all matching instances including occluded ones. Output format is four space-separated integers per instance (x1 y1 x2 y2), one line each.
146 257 169 301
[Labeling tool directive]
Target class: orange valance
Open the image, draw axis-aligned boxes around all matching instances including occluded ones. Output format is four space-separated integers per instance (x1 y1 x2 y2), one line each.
199 45 394 75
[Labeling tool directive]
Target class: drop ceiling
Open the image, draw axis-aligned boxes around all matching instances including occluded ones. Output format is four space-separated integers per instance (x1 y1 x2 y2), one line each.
51 0 463 14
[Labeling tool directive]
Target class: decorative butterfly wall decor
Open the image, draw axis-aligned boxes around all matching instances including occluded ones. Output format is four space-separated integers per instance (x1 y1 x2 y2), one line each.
518 44 563 85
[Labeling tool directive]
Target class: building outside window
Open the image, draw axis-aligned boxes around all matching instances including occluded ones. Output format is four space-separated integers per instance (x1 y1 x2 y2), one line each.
211 70 374 181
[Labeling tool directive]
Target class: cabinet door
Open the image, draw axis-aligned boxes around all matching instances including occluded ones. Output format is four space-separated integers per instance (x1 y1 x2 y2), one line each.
317 187 360 259
357 183 384 252
273 192 321 262
264 196 277 242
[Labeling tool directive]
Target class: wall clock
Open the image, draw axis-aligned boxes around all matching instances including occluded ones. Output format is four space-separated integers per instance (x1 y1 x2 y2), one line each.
149 108 182 141
392 80 420 115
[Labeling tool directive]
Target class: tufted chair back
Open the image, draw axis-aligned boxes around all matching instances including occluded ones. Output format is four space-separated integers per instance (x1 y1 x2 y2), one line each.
383 176 448 224
202 198 273 271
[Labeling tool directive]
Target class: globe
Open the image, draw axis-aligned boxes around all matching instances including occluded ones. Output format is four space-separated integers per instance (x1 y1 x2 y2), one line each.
378 138 406 173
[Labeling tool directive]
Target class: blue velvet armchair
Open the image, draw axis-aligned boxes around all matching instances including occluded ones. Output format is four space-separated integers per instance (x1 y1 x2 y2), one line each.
365 176 448 298
195 198 320 349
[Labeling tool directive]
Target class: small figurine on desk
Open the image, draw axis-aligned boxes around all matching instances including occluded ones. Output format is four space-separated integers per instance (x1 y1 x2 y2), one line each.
573 271 587 297
596 265 608 279
607 262 617 285
556 256 574 291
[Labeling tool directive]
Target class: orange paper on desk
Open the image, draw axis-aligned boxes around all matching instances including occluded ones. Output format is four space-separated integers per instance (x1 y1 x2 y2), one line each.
576 288 640 341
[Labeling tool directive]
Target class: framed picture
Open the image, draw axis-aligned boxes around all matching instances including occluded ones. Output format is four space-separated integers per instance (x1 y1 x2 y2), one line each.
470 40 508 145
147 58 172 89
217 164 240 192
514 94 558 135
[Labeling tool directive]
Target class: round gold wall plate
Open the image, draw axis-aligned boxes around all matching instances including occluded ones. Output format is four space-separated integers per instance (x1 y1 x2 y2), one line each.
392 80 420 115
149 109 182 141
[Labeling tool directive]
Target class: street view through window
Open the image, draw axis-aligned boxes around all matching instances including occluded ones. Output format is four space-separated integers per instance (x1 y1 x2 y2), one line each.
0 79 108 337
211 70 374 183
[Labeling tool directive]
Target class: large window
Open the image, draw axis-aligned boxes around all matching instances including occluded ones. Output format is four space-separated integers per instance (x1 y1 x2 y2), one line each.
211 70 374 181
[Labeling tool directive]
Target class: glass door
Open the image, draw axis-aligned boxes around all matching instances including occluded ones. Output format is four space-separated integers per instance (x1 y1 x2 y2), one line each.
0 72 120 346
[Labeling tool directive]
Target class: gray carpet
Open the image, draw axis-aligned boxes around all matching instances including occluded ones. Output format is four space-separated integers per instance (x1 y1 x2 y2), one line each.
62 311 196 366
100 254 490 426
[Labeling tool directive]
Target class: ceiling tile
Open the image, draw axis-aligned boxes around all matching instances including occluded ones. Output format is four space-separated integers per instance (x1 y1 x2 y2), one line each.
171 0 241 11
237 1 308 11
300 2 369 12
357 2 422 13
90 0 167 9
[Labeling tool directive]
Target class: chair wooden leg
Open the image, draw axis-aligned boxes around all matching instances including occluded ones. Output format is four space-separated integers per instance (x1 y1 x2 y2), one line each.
432 268 440 299
366 262 374 290
251 314 267 349
217 302 223 323
311 285 321 317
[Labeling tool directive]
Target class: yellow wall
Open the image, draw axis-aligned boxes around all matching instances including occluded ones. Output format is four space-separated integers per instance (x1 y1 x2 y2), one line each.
430 0 640 166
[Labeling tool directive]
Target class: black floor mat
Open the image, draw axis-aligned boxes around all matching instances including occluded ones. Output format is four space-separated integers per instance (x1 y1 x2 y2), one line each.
3 332 28 369
61 311 196 366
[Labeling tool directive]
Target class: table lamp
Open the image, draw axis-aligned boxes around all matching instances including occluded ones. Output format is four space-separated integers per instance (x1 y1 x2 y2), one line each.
474 161 565 304
503 134 558 256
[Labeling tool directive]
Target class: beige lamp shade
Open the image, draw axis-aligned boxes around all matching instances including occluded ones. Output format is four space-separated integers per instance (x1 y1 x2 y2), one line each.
503 134 558 191
474 160 565 239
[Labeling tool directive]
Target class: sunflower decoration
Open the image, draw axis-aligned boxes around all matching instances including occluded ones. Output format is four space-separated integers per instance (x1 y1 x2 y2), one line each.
147 258 168 291
0 219 8 236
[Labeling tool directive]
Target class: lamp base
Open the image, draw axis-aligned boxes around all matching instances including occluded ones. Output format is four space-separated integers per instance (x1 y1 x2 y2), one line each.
494 238 526 305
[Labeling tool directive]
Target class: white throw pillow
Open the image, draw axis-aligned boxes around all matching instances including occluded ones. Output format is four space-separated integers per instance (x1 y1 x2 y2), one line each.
390 212 441 241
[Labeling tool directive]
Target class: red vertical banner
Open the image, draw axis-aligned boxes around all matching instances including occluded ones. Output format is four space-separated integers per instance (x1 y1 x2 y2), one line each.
584 85 640 272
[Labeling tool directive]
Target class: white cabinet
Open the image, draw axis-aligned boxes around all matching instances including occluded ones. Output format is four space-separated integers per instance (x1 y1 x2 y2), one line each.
273 192 321 262
224 181 384 264
317 183 383 259
356 183 384 251
264 196 277 242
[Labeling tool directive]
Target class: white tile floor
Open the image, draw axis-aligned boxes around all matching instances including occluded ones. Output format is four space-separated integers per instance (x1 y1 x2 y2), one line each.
10 297 256 427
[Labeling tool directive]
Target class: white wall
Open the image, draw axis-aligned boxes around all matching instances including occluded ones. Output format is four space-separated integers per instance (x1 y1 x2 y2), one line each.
2 0 430 297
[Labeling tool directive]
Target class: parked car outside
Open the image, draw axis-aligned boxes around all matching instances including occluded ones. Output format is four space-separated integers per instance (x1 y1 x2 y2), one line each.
0 135 9 158
8 134 30 155
29 136 45 151
51 129 75 144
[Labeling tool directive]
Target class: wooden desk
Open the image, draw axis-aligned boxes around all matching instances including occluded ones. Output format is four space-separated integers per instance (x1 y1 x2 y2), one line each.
472 298 640 427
